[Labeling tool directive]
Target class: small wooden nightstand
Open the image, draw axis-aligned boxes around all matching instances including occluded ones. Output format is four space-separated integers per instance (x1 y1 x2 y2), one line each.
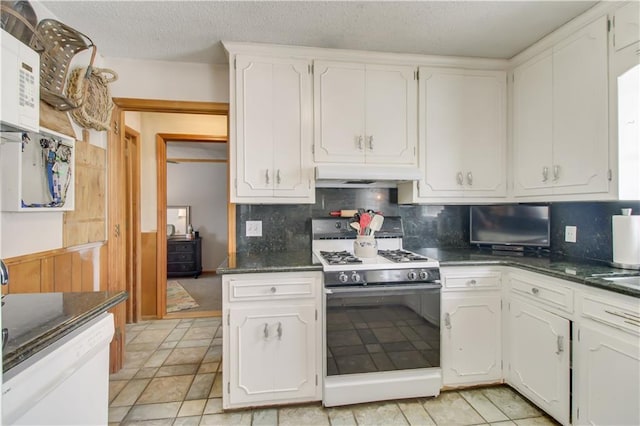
167 236 202 278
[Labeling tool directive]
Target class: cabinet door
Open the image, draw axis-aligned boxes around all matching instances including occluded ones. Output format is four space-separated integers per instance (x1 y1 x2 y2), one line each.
364 64 417 165
228 304 317 405
418 68 506 198
507 297 570 425
272 59 313 198
234 55 313 201
552 16 609 195
513 50 554 197
314 61 366 163
442 293 502 386
574 323 640 426
613 2 640 51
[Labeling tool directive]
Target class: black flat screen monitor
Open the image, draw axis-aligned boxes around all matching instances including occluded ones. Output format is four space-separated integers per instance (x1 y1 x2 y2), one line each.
470 205 550 248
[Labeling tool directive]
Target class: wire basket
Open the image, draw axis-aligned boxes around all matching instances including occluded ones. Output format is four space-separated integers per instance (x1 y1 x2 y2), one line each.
36 19 96 111
0 1 42 50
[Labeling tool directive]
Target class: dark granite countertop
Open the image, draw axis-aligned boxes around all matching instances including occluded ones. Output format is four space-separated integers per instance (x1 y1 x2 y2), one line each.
216 247 639 298
411 248 640 298
2 291 128 373
216 250 322 275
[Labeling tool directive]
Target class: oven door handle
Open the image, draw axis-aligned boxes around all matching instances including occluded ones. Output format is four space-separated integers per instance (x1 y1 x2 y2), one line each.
325 283 441 294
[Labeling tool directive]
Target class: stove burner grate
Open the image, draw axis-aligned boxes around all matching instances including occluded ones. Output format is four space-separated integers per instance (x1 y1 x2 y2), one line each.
319 250 363 265
378 249 430 263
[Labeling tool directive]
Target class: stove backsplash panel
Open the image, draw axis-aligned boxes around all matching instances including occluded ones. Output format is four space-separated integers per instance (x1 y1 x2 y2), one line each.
235 189 640 263
235 188 469 254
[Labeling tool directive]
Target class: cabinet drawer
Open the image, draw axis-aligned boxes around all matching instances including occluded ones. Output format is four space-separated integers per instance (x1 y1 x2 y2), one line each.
168 241 195 252
168 262 196 273
168 252 194 263
510 273 573 313
229 278 315 301
443 272 501 291
581 295 640 335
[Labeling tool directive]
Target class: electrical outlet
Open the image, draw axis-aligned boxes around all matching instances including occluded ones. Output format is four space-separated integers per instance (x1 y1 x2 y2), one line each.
565 225 577 243
246 221 262 237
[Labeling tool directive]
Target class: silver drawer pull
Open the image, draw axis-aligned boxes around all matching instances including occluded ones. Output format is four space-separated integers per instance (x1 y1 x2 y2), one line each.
270 286 277 293
542 166 549 182
466 171 473 186
368 135 374 150
467 279 477 286
357 135 363 150
277 322 282 340
263 323 269 339
531 287 540 295
265 169 270 184
456 172 464 185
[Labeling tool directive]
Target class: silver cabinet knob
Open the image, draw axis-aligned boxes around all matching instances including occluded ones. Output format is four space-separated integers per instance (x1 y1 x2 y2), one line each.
276 169 281 185
368 135 374 150
270 286 277 293
456 172 464 185
356 135 364 150
542 166 549 182
466 172 473 185
265 169 270 184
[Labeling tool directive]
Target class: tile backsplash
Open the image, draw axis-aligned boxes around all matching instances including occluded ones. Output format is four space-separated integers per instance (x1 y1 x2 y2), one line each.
236 188 640 263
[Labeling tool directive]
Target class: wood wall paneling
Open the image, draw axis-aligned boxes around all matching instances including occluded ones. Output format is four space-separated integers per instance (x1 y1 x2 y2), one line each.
2 243 107 294
63 140 107 247
141 232 158 318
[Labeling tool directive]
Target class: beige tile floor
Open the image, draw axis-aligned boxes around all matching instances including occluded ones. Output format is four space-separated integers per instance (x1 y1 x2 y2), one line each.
109 319 559 426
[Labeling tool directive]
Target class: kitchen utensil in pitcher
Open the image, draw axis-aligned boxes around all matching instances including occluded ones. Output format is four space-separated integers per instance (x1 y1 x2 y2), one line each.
369 214 384 235
350 222 361 234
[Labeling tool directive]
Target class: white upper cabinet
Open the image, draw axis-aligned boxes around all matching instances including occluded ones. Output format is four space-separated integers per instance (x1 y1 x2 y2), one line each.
399 68 507 202
513 16 609 199
313 60 417 165
232 55 314 203
613 1 639 52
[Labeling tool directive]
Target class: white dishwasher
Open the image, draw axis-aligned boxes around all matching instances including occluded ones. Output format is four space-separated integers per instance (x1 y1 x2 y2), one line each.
2 312 115 425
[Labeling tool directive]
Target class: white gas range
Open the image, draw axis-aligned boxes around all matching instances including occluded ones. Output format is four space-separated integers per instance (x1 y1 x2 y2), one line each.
311 217 443 407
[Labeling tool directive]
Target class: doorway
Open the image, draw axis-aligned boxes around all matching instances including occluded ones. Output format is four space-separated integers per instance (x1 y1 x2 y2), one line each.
110 98 231 324
158 134 227 319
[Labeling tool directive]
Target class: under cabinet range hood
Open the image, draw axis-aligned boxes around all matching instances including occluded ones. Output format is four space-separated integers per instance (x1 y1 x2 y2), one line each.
315 165 422 188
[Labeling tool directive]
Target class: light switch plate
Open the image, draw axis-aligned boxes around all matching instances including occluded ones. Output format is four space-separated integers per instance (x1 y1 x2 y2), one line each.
565 226 577 243
246 221 262 237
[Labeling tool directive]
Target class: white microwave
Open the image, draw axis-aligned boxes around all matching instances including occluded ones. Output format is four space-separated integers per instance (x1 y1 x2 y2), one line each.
1 28 39 133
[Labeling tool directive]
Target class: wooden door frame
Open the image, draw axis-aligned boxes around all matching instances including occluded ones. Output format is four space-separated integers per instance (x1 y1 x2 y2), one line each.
110 98 232 321
124 126 141 323
158 134 228 319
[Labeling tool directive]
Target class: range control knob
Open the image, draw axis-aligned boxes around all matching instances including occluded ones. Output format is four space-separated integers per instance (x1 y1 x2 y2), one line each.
407 271 418 281
338 272 349 283
351 272 362 282
419 271 429 281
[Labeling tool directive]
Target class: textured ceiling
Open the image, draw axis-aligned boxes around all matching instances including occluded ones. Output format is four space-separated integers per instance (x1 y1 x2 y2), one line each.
41 1 598 64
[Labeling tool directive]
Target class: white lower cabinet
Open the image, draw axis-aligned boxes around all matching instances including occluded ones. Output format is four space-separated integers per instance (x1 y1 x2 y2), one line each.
507 296 571 425
222 272 322 409
573 293 640 425
440 267 503 387
442 293 502 386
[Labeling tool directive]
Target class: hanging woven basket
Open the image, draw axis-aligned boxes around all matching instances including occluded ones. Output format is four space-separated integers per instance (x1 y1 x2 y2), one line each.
65 66 118 131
